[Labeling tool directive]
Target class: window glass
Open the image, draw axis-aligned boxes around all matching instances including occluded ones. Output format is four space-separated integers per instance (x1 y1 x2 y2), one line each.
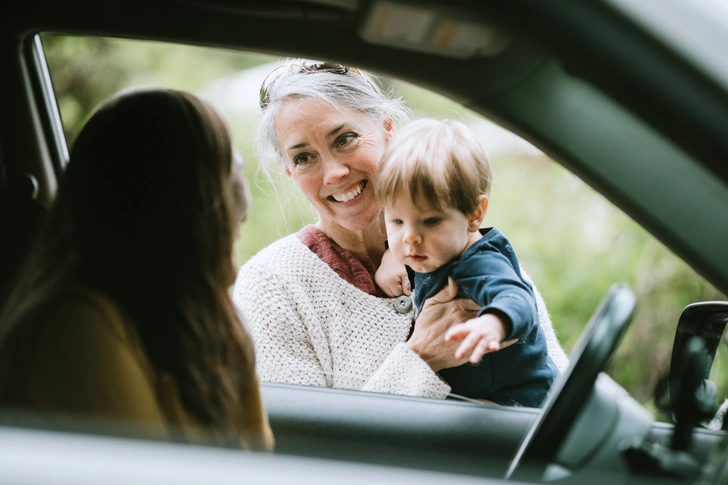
42 33 727 420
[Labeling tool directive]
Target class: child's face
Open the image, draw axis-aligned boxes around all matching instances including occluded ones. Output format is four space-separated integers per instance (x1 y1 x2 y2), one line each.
384 191 481 274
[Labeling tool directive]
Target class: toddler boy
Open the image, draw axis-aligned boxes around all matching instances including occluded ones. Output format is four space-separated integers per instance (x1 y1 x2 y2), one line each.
375 118 557 407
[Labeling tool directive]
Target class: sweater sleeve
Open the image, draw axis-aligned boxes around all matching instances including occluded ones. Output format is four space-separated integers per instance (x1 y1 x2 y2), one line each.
233 262 330 388
360 343 451 398
20 293 168 435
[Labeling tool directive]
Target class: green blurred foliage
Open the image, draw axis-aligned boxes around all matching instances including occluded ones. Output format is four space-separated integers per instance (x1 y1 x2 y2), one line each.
42 34 727 421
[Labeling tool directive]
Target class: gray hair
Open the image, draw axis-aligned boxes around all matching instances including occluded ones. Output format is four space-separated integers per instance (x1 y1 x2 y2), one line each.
255 58 411 182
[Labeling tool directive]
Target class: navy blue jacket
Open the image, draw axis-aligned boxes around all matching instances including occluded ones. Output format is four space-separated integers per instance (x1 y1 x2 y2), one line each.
412 227 557 407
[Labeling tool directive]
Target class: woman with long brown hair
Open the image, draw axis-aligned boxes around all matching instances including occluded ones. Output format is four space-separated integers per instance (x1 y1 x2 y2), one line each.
0 86 273 451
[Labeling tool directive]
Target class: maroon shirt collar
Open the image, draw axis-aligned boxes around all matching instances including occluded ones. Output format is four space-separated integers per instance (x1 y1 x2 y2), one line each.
297 225 384 297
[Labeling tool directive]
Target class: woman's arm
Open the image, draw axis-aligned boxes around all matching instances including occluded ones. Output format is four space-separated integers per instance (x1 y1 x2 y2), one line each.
235 259 457 398
406 278 484 372
235 258 487 399
236 260 449 397
361 280 483 398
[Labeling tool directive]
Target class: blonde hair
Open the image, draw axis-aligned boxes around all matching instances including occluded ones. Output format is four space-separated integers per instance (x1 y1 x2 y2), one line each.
376 118 492 215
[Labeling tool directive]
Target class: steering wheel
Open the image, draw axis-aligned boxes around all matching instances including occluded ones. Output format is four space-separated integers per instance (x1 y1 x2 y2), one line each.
505 284 637 481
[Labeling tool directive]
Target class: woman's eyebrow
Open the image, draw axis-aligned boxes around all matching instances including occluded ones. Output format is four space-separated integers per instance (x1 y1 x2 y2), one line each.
326 123 346 139
287 142 309 151
286 124 348 151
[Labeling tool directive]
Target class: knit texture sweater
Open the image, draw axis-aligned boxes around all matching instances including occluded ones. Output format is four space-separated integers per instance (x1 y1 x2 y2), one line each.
234 233 569 400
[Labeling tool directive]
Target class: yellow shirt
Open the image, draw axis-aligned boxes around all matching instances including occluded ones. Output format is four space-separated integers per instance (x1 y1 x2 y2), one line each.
3 290 274 451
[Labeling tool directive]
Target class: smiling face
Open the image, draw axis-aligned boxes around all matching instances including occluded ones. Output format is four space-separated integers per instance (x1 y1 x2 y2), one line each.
274 97 393 238
384 190 486 274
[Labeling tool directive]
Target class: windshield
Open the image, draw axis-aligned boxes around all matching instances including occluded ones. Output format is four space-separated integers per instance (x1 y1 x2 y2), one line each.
40 33 727 420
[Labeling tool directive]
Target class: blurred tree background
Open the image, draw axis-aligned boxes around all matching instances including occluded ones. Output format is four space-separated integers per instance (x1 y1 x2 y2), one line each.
41 33 727 421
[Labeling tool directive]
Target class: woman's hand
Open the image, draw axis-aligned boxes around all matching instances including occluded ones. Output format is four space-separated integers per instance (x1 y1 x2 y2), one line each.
408 279 518 371
407 278 480 372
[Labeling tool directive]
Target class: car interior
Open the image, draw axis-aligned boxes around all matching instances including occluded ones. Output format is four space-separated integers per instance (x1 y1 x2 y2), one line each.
2 0 728 483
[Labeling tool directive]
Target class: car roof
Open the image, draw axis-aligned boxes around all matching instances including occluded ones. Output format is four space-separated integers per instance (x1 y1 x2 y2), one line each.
3 0 728 293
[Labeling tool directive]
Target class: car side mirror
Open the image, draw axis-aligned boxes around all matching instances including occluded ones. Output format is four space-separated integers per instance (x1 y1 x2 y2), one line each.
668 302 728 423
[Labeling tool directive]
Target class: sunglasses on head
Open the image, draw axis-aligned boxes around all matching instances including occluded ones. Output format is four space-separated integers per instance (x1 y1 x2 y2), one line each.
259 61 362 110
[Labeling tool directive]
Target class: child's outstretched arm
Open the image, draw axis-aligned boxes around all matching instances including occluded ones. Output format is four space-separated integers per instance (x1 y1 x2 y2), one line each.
444 311 511 364
375 249 411 297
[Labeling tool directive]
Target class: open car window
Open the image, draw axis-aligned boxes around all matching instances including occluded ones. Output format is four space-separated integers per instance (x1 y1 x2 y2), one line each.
41 33 728 418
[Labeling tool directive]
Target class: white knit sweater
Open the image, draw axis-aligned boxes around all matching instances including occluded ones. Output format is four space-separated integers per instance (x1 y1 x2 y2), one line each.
233 234 568 400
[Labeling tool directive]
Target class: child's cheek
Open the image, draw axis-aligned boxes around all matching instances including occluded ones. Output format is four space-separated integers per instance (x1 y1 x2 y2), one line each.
391 238 405 263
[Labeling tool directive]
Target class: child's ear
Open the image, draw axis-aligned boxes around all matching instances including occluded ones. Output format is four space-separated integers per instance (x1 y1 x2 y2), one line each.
468 195 489 232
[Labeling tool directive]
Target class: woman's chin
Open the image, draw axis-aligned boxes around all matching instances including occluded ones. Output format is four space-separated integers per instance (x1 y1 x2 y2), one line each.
341 215 378 232
325 198 380 232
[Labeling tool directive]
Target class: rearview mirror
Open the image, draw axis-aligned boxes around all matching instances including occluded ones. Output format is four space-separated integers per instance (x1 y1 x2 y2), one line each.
669 302 728 420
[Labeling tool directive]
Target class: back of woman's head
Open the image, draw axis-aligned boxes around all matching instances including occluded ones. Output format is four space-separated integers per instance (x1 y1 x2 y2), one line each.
1 87 254 436
67 87 237 293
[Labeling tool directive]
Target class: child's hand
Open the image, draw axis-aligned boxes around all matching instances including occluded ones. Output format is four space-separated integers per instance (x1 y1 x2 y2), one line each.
375 249 411 297
444 312 509 365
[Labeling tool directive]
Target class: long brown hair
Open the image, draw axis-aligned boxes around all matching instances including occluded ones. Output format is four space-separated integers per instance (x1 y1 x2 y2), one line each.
0 87 255 436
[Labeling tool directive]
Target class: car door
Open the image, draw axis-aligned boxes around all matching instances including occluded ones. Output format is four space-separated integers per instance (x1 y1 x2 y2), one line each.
1 1 728 483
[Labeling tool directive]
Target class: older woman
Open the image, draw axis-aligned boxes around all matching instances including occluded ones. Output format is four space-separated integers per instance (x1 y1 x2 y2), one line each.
234 59 568 400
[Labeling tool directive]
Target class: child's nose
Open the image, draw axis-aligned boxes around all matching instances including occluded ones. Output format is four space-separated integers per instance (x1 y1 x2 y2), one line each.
402 226 421 244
